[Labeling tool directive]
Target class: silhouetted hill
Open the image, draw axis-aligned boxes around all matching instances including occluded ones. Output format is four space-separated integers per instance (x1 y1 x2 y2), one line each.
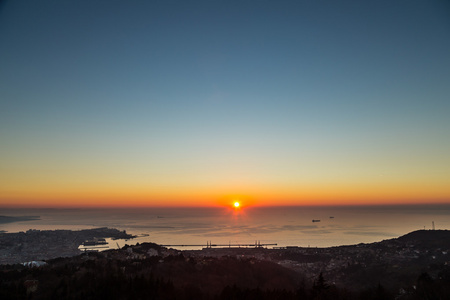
396 230 450 248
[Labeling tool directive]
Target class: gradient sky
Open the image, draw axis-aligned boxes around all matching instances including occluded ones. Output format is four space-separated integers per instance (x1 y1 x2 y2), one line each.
1 0 449 207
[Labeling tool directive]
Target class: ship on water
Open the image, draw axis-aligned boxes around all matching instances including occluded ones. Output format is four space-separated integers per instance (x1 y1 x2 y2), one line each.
312 219 321 222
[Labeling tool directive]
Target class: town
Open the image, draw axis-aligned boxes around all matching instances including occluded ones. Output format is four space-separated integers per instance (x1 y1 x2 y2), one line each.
0 227 133 265
1 228 450 299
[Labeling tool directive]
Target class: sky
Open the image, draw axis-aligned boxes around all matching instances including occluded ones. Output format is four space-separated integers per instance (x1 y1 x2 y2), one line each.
1 0 449 207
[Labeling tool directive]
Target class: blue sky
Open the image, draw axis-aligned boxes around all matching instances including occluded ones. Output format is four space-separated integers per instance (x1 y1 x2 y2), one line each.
1 0 449 206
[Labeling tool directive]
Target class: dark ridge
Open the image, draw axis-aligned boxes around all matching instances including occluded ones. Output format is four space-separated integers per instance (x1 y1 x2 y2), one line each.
396 229 450 247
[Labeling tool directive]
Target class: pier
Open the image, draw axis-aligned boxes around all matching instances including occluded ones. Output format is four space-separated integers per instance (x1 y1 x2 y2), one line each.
163 241 277 248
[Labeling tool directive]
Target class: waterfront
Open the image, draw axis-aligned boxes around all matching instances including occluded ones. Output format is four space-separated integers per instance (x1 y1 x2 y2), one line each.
0 228 133 264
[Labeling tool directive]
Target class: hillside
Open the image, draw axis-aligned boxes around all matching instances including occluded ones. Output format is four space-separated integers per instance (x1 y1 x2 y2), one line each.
396 230 450 248
1 230 450 299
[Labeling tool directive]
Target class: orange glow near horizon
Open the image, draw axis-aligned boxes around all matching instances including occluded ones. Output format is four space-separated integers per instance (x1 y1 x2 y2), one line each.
1 190 450 208
1 177 450 208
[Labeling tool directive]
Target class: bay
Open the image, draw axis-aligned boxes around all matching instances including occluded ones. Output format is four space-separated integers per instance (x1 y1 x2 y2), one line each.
1 205 449 250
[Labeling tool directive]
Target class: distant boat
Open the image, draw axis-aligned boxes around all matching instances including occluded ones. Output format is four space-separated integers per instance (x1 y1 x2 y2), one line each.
330 216 334 219
312 219 321 222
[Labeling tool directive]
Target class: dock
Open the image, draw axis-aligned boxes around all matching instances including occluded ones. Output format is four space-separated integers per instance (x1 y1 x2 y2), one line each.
162 241 277 248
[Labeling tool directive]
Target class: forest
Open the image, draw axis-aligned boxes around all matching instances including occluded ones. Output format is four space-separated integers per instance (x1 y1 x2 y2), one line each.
1 248 450 300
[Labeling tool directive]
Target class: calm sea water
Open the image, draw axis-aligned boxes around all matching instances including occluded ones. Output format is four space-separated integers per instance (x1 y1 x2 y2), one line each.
1 205 450 250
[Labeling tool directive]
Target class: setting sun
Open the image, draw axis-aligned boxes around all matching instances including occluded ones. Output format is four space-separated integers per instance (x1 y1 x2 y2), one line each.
234 201 240 208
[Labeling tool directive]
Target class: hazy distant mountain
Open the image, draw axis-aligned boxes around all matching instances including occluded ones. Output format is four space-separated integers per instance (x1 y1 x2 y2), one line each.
0 216 40 224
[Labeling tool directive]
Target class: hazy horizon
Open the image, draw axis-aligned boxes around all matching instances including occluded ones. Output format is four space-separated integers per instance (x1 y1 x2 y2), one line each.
2 202 450 209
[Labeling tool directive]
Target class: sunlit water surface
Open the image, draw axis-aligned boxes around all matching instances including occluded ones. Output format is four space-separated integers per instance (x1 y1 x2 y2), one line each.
2 205 450 250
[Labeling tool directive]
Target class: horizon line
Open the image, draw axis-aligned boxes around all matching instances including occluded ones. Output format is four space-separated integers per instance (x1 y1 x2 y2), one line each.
2 202 450 210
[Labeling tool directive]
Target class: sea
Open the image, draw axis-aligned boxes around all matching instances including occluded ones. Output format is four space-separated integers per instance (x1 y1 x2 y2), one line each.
1 205 450 250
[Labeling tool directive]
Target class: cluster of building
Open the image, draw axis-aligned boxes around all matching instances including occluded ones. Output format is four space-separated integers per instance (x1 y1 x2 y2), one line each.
0 227 133 265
